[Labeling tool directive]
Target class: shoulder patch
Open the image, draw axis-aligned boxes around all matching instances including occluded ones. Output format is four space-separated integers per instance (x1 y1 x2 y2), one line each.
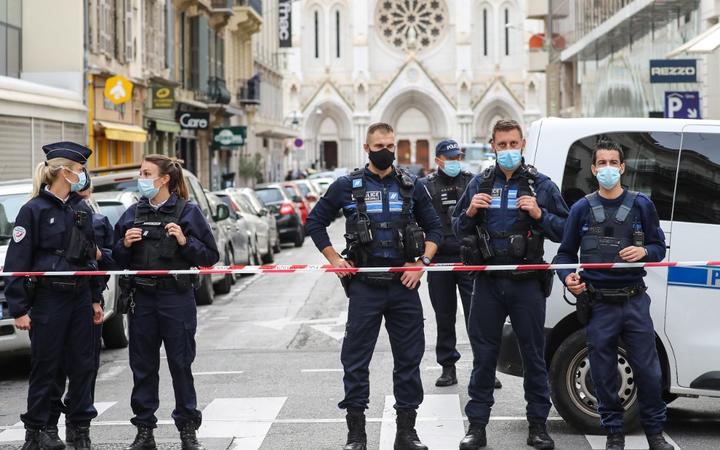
12 226 27 243
352 178 363 188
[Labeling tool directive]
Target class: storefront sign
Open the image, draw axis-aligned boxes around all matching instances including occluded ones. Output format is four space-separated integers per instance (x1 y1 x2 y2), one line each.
664 91 701 119
152 86 175 109
279 0 292 48
104 75 133 105
650 59 697 83
213 126 247 149
176 111 210 129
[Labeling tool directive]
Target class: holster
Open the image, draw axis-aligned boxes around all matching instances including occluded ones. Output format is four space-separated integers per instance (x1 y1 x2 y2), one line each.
23 276 38 304
340 276 352 298
575 290 593 326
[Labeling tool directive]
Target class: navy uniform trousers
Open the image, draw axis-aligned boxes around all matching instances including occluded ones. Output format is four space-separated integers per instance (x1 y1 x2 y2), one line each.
465 275 552 425
427 269 473 367
586 292 666 434
22 288 97 428
128 288 201 430
338 277 425 411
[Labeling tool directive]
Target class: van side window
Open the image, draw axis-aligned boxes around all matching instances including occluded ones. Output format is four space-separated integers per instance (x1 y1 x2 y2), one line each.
560 132 680 220
674 132 720 225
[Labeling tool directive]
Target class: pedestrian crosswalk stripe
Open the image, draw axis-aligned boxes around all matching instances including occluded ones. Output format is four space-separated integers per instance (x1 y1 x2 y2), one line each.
198 397 286 449
379 394 465 450
0 402 117 443
585 433 681 449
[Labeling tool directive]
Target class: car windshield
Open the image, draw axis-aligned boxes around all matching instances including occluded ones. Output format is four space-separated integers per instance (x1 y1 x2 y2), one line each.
283 186 296 198
0 193 30 240
242 191 264 211
98 202 127 227
256 188 283 204
296 183 311 196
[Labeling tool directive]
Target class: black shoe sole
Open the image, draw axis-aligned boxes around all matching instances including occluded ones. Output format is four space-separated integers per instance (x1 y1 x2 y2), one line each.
526 438 555 450
435 378 458 387
459 441 487 449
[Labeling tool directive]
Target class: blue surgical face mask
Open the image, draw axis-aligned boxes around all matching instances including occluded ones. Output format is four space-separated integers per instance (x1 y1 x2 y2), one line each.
138 177 160 199
65 168 87 193
496 149 522 171
596 166 621 189
441 160 461 177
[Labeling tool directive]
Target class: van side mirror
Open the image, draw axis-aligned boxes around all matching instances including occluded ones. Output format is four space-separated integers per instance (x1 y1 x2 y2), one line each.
213 203 230 222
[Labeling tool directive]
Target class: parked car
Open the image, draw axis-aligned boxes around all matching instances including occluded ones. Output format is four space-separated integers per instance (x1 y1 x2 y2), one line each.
93 190 140 227
498 117 720 433
93 170 228 306
309 177 334 195
255 185 304 247
217 189 273 263
204 192 235 294
280 182 311 224
212 190 260 266
291 179 321 210
235 187 281 254
0 180 127 357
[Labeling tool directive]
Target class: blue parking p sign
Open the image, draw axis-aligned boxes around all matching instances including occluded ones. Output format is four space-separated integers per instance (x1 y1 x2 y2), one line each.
664 91 701 119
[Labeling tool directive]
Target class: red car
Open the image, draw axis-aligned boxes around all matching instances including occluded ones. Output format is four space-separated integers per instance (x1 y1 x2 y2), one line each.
280 182 310 225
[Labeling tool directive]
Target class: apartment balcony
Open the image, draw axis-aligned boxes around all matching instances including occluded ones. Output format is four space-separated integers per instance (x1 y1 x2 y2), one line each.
238 77 260 106
228 0 262 34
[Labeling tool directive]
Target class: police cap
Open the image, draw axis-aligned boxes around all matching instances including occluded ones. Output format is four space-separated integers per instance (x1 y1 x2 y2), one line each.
42 141 92 164
435 139 462 158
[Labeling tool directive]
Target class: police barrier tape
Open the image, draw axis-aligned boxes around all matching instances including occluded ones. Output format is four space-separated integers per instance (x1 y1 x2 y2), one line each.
0 261 719 277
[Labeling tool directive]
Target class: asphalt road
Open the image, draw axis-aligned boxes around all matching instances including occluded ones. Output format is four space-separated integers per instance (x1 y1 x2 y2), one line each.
1 219 719 449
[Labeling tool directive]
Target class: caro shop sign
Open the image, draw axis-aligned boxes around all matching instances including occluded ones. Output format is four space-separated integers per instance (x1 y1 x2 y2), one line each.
213 126 246 149
176 111 210 130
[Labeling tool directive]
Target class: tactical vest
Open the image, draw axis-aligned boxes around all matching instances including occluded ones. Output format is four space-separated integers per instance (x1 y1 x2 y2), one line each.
36 196 96 267
345 167 424 262
580 191 643 270
130 199 189 270
426 170 473 237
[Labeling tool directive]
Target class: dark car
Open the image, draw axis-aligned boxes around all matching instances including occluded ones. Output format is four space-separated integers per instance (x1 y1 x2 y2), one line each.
255 185 304 247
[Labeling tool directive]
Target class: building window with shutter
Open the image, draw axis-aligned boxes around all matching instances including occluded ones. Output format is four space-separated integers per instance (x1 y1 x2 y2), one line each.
0 0 22 78
124 0 133 63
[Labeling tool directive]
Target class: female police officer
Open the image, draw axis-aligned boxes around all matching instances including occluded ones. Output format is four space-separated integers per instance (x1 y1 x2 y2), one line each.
112 155 219 450
5 142 103 450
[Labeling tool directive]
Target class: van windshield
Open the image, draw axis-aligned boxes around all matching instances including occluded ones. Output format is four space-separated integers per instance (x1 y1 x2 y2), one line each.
0 193 30 241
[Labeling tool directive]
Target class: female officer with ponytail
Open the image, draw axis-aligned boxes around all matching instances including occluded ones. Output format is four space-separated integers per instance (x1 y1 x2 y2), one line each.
5 142 102 450
112 155 219 450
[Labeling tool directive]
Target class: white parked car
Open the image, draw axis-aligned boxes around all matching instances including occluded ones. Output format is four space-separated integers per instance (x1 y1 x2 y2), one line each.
497 117 720 433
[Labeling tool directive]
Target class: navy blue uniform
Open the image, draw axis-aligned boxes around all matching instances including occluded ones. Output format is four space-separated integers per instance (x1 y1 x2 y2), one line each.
554 190 667 435
113 193 219 430
5 189 100 429
49 210 116 426
419 170 474 368
452 166 568 426
306 166 442 410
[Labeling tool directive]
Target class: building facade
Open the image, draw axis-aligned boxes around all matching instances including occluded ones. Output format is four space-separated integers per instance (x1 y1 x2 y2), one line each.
283 0 546 172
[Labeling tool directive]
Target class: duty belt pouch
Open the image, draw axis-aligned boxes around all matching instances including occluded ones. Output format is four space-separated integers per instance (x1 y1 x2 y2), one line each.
134 277 158 293
116 276 134 314
460 235 481 265
541 269 554 298
508 234 527 259
403 222 425 260
174 274 194 293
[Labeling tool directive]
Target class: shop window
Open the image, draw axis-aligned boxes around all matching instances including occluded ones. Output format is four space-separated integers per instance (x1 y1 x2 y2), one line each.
674 132 720 225
560 132 681 220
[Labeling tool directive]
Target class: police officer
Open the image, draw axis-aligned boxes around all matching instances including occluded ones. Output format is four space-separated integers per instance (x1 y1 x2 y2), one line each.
453 120 568 450
420 140 503 389
47 181 116 449
5 142 102 450
554 140 673 450
113 155 219 450
306 123 443 450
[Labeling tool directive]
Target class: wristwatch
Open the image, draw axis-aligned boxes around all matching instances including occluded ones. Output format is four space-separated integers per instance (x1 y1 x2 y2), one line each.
420 256 431 266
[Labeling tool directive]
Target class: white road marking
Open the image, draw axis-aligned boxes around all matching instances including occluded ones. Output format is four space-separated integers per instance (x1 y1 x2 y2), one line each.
379 394 465 450
585 433 681 449
194 371 245 376
96 365 127 381
198 397 286 450
300 368 344 373
0 402 117 442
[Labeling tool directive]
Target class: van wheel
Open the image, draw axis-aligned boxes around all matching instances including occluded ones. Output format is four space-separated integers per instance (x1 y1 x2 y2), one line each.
293 226 304 247
102 312 128 349
549 329 640 434
261 238 274 264
213 250 233 295
195 275 214 305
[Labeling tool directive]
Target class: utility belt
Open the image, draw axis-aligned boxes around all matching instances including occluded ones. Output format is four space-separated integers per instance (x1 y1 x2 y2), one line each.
346 216 425 262
124 274 197 294
568 283 647 326
484 269 554 298
460 227 543 265
33 276 89 292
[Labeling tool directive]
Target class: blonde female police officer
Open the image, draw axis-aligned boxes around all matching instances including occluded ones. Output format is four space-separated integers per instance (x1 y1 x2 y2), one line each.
5 142 103 450
112 155 219 450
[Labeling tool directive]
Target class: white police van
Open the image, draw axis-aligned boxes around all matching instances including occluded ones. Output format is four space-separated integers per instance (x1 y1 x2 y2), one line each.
497 117 720 433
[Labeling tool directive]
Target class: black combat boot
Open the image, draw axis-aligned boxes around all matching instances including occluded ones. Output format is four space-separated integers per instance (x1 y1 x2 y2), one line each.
124 426 156 450
494 376 503 389
179 423 205 450
647 433 673 450
64 422 76 445
459 422 487 449
435 366 458 387
527 422 555 449
72 426 92 450
606 432 625 450
393 409 427 450
44 425 66 450
21 428 53 450
343 408 367 450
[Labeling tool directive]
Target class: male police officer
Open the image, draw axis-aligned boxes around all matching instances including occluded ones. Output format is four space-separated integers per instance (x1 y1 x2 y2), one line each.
306 122 443 450
453 120 568 450
420 140 502 389
554 140 672 450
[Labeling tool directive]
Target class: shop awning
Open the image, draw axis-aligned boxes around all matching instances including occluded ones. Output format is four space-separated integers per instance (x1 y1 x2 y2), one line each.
97 121 148 143
153 119 181 133
667 23 720 57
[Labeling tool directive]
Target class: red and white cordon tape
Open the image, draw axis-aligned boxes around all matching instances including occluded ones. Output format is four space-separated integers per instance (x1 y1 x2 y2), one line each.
0 261 718 277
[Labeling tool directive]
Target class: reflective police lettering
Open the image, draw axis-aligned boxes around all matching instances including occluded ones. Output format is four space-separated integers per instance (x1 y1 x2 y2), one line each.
710 269 720 287
364 191 381 202
668 266 720 289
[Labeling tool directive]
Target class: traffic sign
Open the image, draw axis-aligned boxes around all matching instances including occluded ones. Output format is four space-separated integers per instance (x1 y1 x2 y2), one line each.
664 91 701 119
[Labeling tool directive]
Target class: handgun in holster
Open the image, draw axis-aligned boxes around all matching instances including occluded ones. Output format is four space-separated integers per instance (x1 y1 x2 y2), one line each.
575 284 596 326
23 276 38 304
117 275 135 314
